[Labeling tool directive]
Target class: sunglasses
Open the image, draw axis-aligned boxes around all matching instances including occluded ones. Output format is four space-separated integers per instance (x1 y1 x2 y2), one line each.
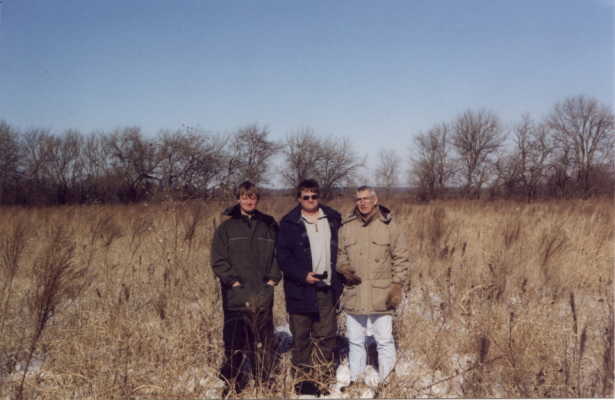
301 195 319 201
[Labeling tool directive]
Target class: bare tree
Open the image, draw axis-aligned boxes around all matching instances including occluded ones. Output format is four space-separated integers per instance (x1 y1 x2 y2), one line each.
104 127 161 202
281 128 364 198
451 109 505 198
46 130 85 203
313 136 364 199
0 121 21 204
19 128 57 204
218 124 281 197
80 132 113 201
233 124 280 185
492 114 555 200
514 115 553 200
410 122 453 200
17 129 85 204
547 95 615 196
280 127 323 189
492 151 521 198
375 148 400 198
158 128 226 198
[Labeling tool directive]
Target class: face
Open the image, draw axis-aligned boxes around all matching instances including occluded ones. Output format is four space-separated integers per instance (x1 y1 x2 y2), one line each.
238 192 258 214
298 189 320 213
355 190 378 215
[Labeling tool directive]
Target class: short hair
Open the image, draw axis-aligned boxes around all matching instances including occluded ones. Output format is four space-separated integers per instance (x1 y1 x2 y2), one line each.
236 181 259 199
296 179 320 198
356 185 377 197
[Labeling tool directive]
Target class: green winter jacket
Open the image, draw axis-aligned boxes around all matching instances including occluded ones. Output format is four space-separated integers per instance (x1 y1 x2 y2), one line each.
211 204 281 312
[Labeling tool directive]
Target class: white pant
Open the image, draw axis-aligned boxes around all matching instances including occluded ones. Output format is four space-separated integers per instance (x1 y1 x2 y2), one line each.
346 313 396 383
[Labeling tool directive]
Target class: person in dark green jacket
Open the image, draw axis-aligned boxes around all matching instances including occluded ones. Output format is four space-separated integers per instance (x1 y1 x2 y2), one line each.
211 181 281 396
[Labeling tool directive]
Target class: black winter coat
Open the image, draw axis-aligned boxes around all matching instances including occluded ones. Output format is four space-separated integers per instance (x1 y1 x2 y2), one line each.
276 205 342 314
211 204 281 312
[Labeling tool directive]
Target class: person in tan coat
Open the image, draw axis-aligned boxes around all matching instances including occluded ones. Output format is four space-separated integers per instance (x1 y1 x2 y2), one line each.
337 185 409 388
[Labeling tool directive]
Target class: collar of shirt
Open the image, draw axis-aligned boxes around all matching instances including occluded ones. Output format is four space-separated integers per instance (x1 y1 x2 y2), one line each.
301 208 327 224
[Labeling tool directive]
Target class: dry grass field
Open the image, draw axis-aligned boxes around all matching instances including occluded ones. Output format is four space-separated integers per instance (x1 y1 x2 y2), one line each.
0 197 613 399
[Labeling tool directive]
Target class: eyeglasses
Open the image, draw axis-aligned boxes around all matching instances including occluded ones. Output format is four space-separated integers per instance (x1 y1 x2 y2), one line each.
240 193 258 200
301 195 319 201
355 196 373 203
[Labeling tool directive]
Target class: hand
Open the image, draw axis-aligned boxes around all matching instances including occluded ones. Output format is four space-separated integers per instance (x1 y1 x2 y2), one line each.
266 280 275 287
231 281 241 288
341 268 362 285
386 283 402 309
306 272 321 285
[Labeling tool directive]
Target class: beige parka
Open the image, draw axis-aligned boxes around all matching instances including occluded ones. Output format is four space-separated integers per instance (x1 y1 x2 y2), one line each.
337 205 409 314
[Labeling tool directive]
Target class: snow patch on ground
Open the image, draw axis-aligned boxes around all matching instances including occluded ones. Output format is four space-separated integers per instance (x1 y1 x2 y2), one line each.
173 367 225 397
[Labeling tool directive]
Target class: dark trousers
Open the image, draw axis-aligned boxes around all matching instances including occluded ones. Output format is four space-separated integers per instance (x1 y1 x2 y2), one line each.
220 306 275 392
288 289 337 382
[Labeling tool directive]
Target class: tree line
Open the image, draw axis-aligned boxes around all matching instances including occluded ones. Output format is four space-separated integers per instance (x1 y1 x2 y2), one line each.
0 123 363 205
0 94 612 205
410 95 614 200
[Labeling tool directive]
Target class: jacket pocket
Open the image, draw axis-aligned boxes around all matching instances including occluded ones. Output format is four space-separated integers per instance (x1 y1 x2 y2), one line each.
229 236 250 252
250 284 274 312
256 236 275 247
371 239 390 261
225 285 249 310
342 285 360 312
370 239 392 279
344 240 359 261
371 279 392 312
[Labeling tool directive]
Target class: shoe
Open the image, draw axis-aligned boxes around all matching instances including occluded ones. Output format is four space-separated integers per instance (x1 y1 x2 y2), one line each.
373 383 384 398
221 384 232 398
221 378 248 398
295 380 321 396
221 385 244 398
319 386 331 396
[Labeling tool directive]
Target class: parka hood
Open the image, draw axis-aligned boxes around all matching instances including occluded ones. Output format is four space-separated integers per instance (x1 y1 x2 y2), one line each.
222 204 277 228
344 204 392 226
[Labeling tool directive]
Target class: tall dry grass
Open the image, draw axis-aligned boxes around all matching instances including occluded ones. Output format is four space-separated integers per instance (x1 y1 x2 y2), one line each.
380 198 614 398
0 197 612 398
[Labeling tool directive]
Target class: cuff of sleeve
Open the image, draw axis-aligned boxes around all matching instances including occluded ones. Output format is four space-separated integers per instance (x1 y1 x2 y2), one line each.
336 264 351 273
221 276 240 287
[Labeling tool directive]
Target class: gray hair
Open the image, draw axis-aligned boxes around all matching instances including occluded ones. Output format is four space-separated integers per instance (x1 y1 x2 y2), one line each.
356 185 377 197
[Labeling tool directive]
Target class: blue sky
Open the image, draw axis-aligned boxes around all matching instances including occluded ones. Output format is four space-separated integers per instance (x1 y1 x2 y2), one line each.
0 0 612 176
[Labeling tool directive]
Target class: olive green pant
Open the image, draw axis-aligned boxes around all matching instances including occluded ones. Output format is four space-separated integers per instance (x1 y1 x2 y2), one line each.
288 289 337 381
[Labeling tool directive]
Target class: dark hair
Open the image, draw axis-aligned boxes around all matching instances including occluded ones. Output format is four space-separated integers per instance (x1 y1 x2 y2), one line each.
236 181 259 199
296 179 320 198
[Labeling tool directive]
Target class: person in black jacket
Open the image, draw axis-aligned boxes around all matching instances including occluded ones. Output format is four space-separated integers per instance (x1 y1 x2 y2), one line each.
211 181 281 396
277 179 342 396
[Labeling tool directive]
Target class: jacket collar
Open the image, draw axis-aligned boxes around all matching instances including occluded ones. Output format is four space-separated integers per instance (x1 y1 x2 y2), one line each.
283 204 340 225
222 204 272 225
345 204 392 226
